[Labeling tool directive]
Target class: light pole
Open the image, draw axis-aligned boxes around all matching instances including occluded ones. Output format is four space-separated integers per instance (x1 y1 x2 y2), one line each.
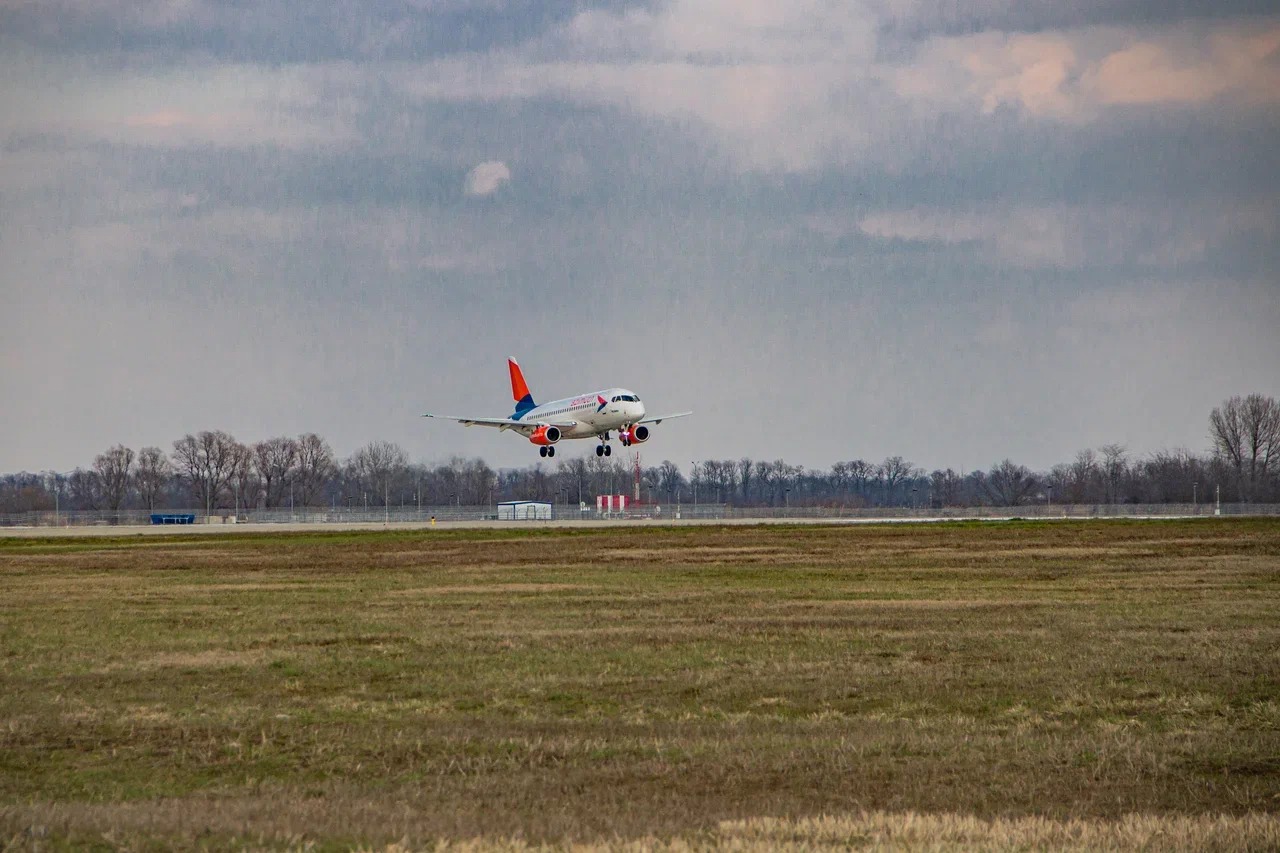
912 487 918 510
1193 482 1198 510
785 487 791 511
691 462 698 510
50 471 71 526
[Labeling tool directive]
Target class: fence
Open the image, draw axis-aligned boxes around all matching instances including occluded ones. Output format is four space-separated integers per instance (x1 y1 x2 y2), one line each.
3 502 1279 528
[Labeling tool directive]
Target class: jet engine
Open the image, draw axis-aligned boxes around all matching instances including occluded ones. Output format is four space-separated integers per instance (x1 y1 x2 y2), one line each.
623 425 650 444
529 425 561 446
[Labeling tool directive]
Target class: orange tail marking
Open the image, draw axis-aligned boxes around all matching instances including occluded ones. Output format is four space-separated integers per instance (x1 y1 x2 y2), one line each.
508 358 531 403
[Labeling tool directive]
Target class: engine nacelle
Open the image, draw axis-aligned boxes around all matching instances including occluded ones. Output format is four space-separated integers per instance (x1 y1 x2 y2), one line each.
529 425 561 446
626 424 650 444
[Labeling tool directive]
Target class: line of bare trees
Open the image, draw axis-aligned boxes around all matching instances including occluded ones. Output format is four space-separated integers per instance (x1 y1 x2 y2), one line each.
1 394 1277 513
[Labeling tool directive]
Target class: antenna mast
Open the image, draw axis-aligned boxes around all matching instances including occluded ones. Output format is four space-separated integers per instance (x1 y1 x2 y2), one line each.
633 451 642 503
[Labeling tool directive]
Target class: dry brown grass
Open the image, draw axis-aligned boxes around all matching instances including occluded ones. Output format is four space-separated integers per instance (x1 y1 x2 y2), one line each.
5 805 1278 851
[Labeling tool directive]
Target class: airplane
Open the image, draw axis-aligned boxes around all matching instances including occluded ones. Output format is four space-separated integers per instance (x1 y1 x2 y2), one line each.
423 358 691 458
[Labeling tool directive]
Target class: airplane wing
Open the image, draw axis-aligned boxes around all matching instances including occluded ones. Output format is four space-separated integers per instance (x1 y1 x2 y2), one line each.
422 414 578 432
422 414 525 429
638 411 692 425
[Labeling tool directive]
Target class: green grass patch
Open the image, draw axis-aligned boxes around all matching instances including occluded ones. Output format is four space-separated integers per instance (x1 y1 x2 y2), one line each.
2 519 1278 847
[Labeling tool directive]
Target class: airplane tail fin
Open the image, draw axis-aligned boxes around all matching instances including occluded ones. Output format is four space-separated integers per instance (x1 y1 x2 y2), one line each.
509 358 536 416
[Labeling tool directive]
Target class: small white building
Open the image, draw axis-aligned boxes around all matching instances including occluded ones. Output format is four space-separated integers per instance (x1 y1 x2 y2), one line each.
498 500 553 520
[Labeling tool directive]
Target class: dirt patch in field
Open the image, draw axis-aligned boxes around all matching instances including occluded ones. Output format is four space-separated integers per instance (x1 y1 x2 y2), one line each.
96 649 268 672
386 583 586 596
610 546 789 561
979 547 1140 559
783 598 1047 609
165 582 331 593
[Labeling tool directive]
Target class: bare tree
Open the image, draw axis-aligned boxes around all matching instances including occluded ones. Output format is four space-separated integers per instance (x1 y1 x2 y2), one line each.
1046 464 1072 503
558 457 590 507
92 445 135 512
1138 449 1205 504
753 460 774 504
716 460 739 503
639 464 664 505
0 473 54 513
68 468 101 510
737 458 754 504
228 441 256 513
171 430 241 514
930 468 963 507
135 446 171 511
586 455 627 498
1066 449 1100 503
846 459 875 502
347 440 409 506
982 459 1039 506
450 456 496 505
1210 394 1280 501
254 437 299 508
658 460 685 501
879 456 915 506
294 433 335 507
1099 444 1128 504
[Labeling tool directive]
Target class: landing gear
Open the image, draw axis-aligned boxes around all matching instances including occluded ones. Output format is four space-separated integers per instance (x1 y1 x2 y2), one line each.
539 446 556 458
596 444 611 457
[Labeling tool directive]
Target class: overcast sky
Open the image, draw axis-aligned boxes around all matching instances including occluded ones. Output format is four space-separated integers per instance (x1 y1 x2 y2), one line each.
2 0 1278 475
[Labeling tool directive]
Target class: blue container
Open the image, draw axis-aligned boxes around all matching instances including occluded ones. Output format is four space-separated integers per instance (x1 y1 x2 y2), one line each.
150 513 196 525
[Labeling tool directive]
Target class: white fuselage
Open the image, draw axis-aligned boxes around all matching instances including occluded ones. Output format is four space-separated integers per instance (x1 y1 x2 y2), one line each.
516 388 645 439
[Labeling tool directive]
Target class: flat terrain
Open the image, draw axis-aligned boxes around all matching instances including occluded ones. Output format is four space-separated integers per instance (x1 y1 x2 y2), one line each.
2 520 1279 850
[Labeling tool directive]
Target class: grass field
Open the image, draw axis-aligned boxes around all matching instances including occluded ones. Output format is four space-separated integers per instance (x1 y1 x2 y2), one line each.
2 519 1279 850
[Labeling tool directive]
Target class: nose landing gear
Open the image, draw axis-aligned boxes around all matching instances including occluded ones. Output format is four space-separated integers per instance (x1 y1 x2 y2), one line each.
539 446 556 458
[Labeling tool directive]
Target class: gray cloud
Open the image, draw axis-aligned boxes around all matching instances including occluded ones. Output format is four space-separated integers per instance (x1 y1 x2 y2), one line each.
874 0 1280 41
2 1 1278 474
0 0 646 63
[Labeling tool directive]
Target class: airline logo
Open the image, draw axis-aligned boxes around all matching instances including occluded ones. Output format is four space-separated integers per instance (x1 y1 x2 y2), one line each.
596 395 608 413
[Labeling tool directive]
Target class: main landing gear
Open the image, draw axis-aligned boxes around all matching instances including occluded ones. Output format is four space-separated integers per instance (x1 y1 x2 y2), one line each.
539 446 556 457
595 443 612 457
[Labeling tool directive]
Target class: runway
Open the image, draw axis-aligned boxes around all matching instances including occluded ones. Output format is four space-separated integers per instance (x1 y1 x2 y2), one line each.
0 513 1216 537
